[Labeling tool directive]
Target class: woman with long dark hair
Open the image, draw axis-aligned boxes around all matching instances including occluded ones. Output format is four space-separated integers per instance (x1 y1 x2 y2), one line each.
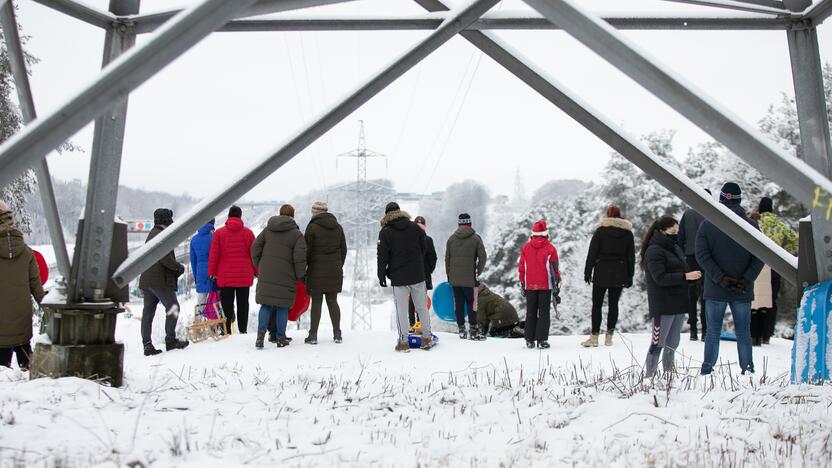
641 216 702 377
582 205 635 347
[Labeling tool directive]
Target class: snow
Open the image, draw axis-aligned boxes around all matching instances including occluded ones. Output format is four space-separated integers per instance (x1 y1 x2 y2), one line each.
2 293 830 467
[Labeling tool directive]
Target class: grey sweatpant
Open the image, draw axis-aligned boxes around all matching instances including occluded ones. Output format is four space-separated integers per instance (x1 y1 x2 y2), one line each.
644 314 686 377
393 282 431 341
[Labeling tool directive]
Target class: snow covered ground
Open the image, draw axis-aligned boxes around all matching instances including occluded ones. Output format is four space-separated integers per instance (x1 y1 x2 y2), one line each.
1 298 831 467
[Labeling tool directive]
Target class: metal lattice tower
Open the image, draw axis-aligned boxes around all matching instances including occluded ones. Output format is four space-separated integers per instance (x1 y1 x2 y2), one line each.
337 121 387 330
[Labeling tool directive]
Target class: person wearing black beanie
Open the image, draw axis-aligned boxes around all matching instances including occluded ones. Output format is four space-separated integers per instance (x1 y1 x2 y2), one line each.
377 203 433 351
696 182 764 376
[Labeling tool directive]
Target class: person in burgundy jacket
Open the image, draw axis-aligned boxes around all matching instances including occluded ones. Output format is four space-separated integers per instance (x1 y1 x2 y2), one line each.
209 205 256 333
518 220 561 350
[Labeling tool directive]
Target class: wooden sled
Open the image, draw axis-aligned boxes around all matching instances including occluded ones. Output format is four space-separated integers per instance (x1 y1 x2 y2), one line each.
187 294 228 342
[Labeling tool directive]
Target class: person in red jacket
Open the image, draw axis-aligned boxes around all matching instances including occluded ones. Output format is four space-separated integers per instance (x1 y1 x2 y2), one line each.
518 220 561 349
209 205 256 333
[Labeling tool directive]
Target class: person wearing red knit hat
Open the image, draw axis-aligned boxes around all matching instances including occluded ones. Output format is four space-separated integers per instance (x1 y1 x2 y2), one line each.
518 220 561 349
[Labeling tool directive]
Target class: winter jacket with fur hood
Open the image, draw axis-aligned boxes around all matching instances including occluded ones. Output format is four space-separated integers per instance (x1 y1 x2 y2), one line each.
584 217 635 289
251 215 307 307
209 217 256 288
445 226 487 288
139 225 185 290
377 210 426 287
0 209 45 347
305 212 347 294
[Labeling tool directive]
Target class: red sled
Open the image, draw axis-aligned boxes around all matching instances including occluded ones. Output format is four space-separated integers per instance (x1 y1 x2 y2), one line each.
32 249 48 285
289 280 311 321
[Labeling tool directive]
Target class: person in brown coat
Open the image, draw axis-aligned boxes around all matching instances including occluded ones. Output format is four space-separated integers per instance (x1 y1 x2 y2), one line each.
251 204 307 348
0 201 45 370
304 201 347 345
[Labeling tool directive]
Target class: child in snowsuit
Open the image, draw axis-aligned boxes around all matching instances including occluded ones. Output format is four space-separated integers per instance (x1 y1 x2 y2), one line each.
518 220 561 349
477 284 523 338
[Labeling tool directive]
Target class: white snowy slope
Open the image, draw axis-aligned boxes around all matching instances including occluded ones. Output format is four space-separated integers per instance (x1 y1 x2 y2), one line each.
1 307 831 467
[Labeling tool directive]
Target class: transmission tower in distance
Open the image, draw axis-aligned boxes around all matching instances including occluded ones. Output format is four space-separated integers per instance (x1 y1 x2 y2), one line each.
337 120 388 330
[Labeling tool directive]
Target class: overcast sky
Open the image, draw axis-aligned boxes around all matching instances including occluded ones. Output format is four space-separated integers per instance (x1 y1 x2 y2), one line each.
14 0 832 202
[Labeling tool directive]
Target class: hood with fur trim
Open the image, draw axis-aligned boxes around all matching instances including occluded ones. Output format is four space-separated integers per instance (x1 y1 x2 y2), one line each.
380 210 411 228
599 217 633 231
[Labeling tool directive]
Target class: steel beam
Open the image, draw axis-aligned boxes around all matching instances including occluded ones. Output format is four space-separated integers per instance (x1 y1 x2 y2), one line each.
166 15 794 33
412 0 798 283
71 0 139 301
111 0 502 288
804 0 832 23
786 0 832 282
132 0 362 34
0 0 334 191
523 0 832 213
0 0 71 278
660 0 791 15
32 0 115 29
734 0 786 8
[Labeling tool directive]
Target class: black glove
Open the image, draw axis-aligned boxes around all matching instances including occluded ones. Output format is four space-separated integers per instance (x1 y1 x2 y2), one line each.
555 294 562 305
475 278 481 287
379 278 387 288
733 278 748 294
520 285 527 297
719 276 739 291
584 274 591 284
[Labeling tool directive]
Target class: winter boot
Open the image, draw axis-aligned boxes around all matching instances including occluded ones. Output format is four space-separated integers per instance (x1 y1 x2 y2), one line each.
165 339 189 351
605 333 614 346
268 334 277 343
395 340 410 353
143 344 162 356
537 341 551 349
690 330 699 341
581 334 599 348
304 332 318 345
334 331 343 344
526 340 536 349
255 331 265 349
420 335 433 350
458 326 469 340
470 326 486 341
276 337 290 348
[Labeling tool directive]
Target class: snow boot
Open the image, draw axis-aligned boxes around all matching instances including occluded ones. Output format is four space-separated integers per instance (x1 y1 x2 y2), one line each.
420 335 433 350
526 340 536 349
255 331 265 349
470 326 486 341
165 339 189 351
276 337 290 348
690 330 698 341
395 340 410 353
304 332 318 345
458 326 469 340
605 333 614 346
143 344 162 356
537 341 551 349
334 331 343 344
268 334 277 343
581 335 599 348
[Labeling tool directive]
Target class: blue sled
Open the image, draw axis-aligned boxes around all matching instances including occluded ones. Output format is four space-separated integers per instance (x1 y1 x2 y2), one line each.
432 282 469 323
791 280 831 384
408 333 439 349
720 331 737 341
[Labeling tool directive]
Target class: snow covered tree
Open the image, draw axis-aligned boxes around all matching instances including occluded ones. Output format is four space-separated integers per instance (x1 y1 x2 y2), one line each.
0 11 37 234
434 180 489 262
530 179 589 206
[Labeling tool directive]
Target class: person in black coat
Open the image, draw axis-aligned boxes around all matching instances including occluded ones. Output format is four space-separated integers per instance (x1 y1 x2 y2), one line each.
408 216 437 328
696 182 764 375
642 216 702 377
377 202 432 351
582 205 635 347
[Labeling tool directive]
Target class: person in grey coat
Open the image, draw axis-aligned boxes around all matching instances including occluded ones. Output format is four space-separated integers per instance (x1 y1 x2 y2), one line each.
445 213 487 340
251 204 307 349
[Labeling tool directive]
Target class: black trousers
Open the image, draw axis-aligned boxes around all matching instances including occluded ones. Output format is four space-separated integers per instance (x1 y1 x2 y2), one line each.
525 290 551 342
310 292 341 336
141 287 180 345
0 342 32 369
220 287 250 334
685 256 706 334
591 285 622 334
452 286 478 328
